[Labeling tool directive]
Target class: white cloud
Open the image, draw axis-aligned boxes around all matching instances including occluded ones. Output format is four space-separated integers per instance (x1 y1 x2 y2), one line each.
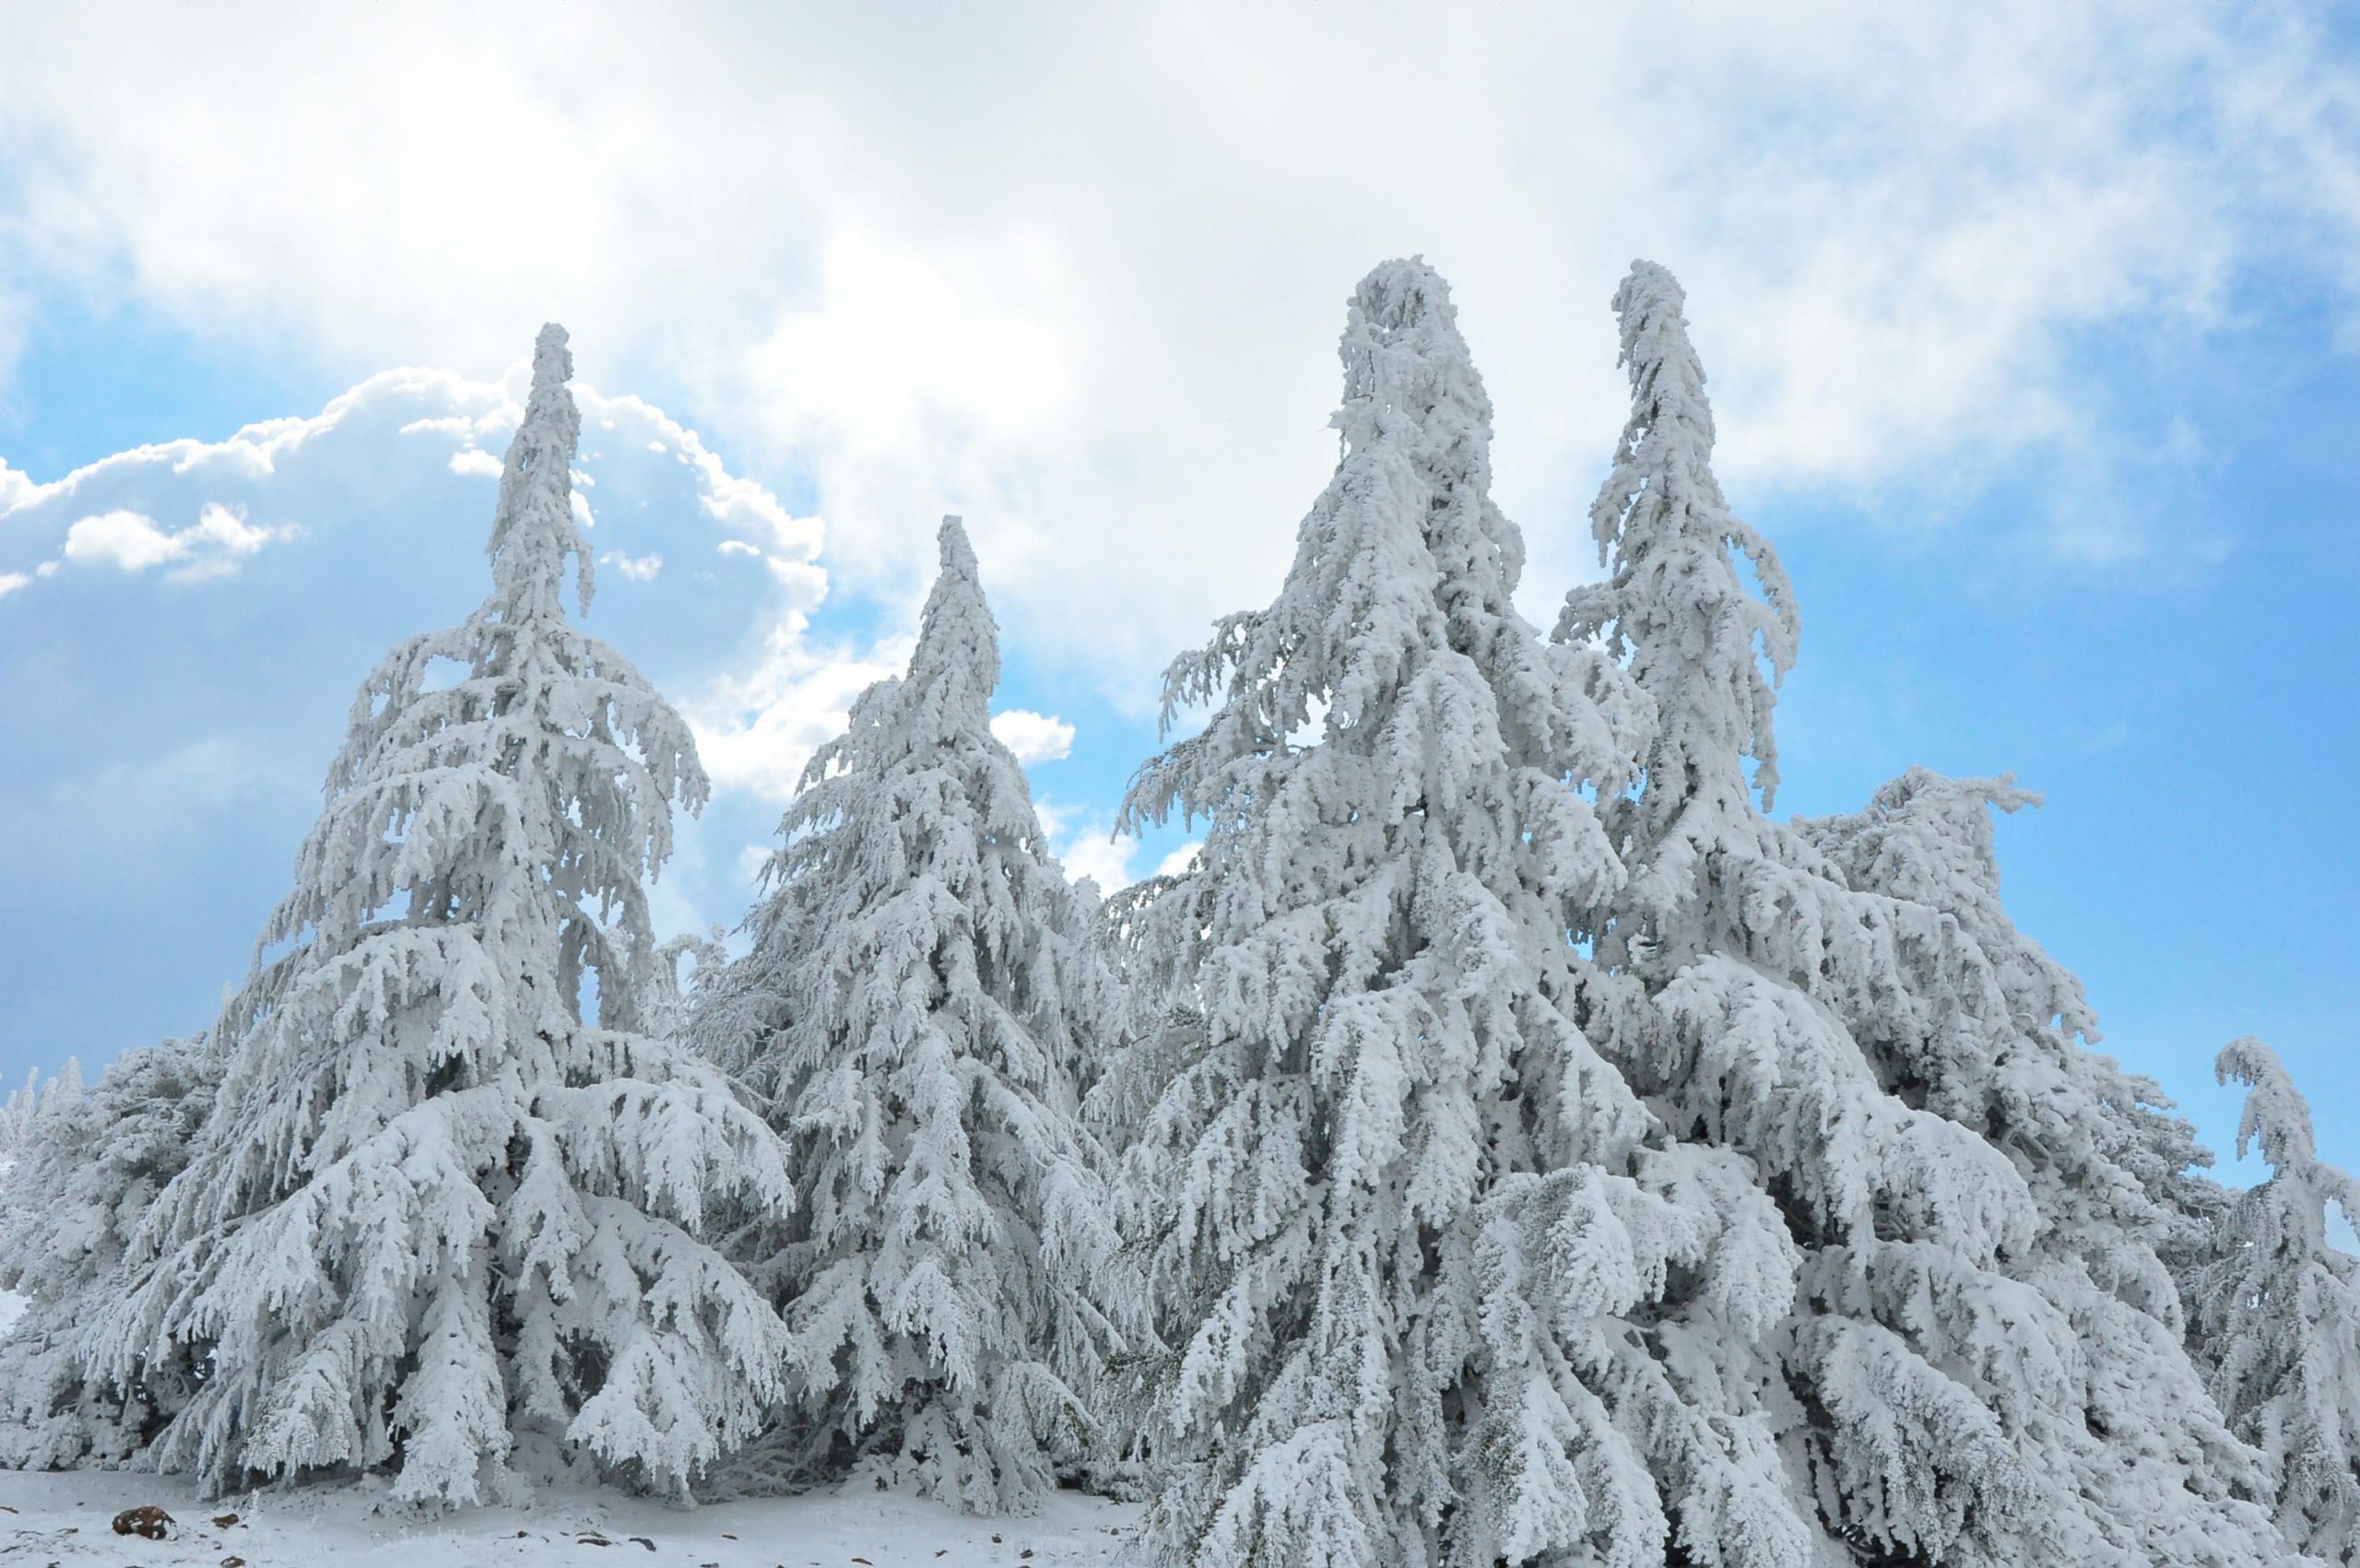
6 560 64 594
684 629 905 804
63 510 182 572
448 448 503 478
990 708 1074 765
1034 797 1135 890
74 734 289 827
600 551 663 583
60 502 287 580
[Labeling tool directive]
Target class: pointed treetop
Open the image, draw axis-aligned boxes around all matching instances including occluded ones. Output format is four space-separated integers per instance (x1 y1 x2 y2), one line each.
1127 253 1640 833
1598 260 1722 561
935 511 980 586
1607 263 1708 449
1336 257 1489 463
902 513 999 726
2220 1037 2324 1174
1346 253 1455 344
911 514 996 694
1562 260 1798 814
533 321 572 391
490 321 592 619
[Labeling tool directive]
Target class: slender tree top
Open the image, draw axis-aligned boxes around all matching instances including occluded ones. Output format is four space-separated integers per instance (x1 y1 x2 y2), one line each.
895 514 999 749
2221 1037 2338 1192
489 322 593 621
1563 260 1797 821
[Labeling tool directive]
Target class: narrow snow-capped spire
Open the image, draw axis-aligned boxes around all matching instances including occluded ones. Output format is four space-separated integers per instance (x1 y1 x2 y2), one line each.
1339 256 1534 631
901 514 999 726
1561 260 1796 820
489 322 593 619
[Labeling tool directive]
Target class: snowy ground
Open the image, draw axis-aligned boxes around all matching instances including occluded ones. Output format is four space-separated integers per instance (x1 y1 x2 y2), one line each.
0 1468 1145 1567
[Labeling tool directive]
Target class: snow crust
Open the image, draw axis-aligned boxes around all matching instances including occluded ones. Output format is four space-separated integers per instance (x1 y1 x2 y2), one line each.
0 1468 1144 1566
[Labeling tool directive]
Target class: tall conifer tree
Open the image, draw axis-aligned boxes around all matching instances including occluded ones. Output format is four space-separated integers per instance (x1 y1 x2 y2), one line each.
1564 263 2288 1566
82 326 791 1505
702 517 1123 1514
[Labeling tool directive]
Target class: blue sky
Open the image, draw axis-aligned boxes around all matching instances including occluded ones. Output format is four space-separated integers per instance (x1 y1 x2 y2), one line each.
1 3 2354 1180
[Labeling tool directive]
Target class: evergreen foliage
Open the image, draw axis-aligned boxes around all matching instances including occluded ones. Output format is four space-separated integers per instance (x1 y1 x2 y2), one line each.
1117 259 1811 1568
2189 1040 2360 1563
701 517 1124 1514
75 326 790 1505
0 1041 218 1468
0 256 2338 1568
1564 264 2285 1566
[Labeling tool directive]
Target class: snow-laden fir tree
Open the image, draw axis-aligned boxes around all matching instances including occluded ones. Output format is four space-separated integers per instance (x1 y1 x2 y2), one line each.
1117 258 1814 1568
0 1067 45 1160
0 1039 218 1468
2187 1040 2360 1562
1802 770 2285 1565
698 517 1124 1514
78 325 791 1506
1560 262 2292 1567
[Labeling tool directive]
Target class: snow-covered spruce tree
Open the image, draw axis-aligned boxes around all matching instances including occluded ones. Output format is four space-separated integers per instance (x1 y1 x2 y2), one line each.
1560 262 2295 1566
0 1067 44 1160
1118 258 1813 1568
79 325 791 1506
2188 1040 2360 1562
699 517 1123 1515
1800 769 2286 1565
0 1038 218 1468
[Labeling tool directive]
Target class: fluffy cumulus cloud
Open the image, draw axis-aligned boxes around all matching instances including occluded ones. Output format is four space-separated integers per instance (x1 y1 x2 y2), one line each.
688 629 907 803
601 550 663 582
61 501 289 580
0 3 2352 701
1034 797 1135 891
990 708 1075 765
